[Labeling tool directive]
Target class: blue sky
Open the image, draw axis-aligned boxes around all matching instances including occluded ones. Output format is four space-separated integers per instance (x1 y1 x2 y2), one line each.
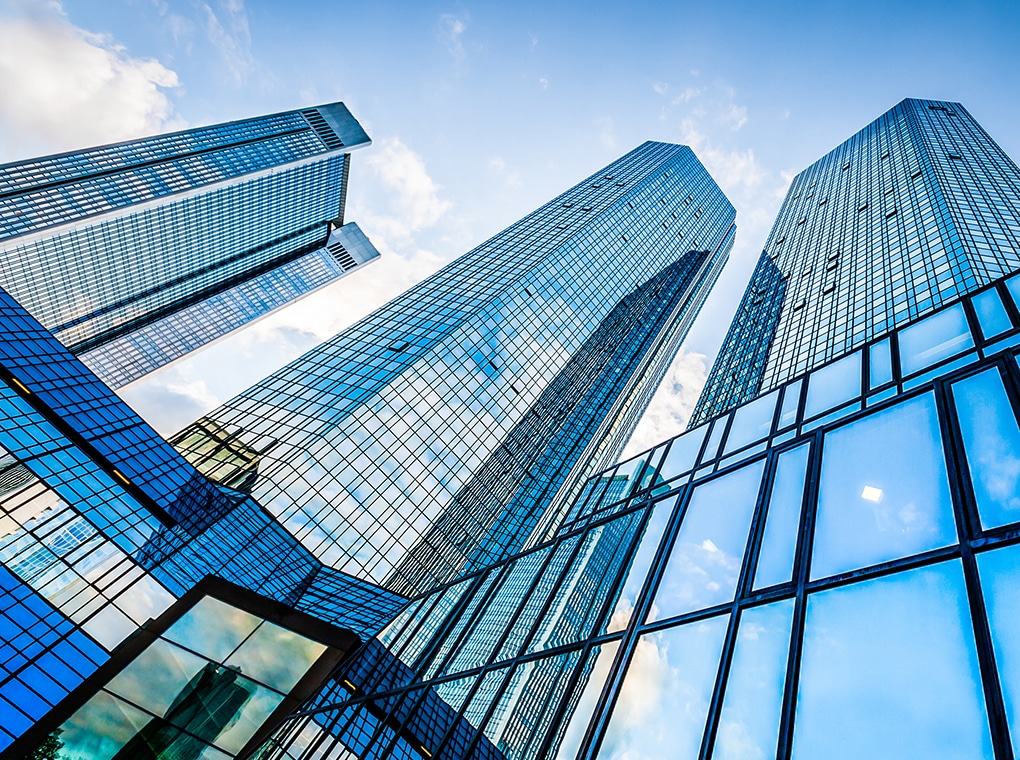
1 0 1018 446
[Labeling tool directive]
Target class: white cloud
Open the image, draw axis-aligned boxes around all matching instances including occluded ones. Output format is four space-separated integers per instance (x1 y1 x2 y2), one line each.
624 350 708 457
361 137 454 240
528 31 538 51
653 82 669 96
200 0 253 84
489 155 522 188
538 76 549 90
439 12 468 63
671 86 701 105
721 102 748 131
0 0 181 160
680 118 765 193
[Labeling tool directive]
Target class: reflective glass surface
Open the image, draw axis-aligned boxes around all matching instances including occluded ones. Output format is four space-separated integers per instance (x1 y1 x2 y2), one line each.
793 561 991 759
977 544 1020 756
598 615 729 760
555 643 619 760
777 379 802 429
658 424 708 481
712 599 794 760
753 444 810 589
973 287 1012 339
724 390 778 454
868 338 893 389
803 351 861 419
898 303 974 376
651 460 765 621
952 368 1020 529
812 393 955 579
606 497 675 633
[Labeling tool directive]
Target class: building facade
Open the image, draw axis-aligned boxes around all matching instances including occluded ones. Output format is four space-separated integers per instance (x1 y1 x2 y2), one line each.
693 97 1020 423
0 103 380 389
242 99 1020 760
174 141 736 595
0 136 736 757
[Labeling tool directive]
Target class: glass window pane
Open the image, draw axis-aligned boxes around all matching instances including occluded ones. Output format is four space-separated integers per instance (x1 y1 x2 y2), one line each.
703 415 729 462
898 303 974 376
712 599 795 760
597 615 729 760
868 338 893 389
778 379 802 430
724 390 779 454
555 642 620 760
606 496 676 633
1006 274 1020 314
811 393 956 580
977 543 1020 756
164 596 261 661
658 424 709 481
650 460 765 621
804 351 861 419
56 690 152 760
225 621 326 692
973 288 1012 339
754 444 810 589
952 368 1020 529
792 561 991 760
106 638 208 717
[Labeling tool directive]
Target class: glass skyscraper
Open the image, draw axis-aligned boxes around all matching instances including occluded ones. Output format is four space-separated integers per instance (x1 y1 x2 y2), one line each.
0 129 736 758
0 102 380 389
9 95 1020 760
173 141 736 595
244 98 1020 760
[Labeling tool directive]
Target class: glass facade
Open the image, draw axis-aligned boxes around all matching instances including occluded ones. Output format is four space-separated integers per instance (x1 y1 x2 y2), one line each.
260 270 1020 760
693 98 1020 423
0 102 375 381
174 141 737 594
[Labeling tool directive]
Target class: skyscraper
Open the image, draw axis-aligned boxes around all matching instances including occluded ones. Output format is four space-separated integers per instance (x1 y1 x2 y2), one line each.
0 102 380 389
250 98 1020 760
174 140 736 595
0 133 735 757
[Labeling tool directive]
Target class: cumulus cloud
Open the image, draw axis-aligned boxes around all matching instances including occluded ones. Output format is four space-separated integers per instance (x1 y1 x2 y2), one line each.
624 350 708 457
653 82 669 96
672 86 702 104
680 118 765 193
595 115 617 150
0 0 181 160
439 12 468 63
361 137 454 240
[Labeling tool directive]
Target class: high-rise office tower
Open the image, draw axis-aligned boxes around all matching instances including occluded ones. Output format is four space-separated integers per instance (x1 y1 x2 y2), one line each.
174 141 736 595
0 136 736 758
692 96 1020 422
251 98 1020 760
0 103 380 389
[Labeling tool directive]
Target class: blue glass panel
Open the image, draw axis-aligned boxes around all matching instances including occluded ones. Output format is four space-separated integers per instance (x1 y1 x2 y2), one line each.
977 543 1020 756
952 368 1020 529
598 615 729 760
898 303 974 377
650 459 765 621
605 497 676 633
803 351 861 419
724 390 779 454
868 338 893 389
1006 274 1020 315
811 393 956 579
703 416 729 463
658 424 709 481
778 379 802 430
793 561 991 760
973 288 1012 339
754 443 810 589
713 599 794 760
555 642 619 760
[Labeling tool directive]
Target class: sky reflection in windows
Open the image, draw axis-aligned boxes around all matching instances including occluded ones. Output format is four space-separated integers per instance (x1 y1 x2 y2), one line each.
952 368 1020 529
811 392 956 579
793 561 991 760
650 460 765 621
